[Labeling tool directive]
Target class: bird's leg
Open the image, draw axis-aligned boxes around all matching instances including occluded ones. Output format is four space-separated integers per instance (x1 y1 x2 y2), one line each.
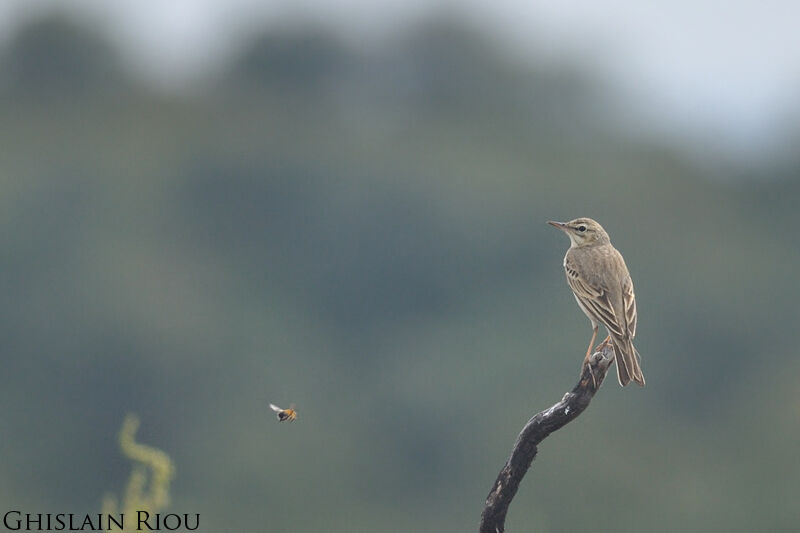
583 325 599 387
595 334 612 352
584 325 599 364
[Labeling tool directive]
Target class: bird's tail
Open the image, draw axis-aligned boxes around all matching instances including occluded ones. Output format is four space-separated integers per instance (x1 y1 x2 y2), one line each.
610 336 645 387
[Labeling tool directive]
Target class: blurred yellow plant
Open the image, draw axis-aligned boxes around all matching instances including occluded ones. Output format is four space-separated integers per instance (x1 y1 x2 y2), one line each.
101 414 175 532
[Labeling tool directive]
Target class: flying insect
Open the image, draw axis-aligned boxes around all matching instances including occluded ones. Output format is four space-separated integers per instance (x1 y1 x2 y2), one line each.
269 403 297 422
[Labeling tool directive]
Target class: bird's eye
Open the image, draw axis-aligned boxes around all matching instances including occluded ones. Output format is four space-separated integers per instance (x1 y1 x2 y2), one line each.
577 225 587 232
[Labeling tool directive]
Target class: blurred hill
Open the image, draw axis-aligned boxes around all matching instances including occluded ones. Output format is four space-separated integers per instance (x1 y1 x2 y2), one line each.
1 14 799 533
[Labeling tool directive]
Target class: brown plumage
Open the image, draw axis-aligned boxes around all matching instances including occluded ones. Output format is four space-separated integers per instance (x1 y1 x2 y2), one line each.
548 218 645 386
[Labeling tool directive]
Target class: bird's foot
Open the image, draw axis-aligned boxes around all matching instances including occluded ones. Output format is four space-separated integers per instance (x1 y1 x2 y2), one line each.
594 335 612 353
582 350 598 388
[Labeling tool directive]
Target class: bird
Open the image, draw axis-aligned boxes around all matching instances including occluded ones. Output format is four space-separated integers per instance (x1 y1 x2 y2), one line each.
269 403 298 422
548 218 645 386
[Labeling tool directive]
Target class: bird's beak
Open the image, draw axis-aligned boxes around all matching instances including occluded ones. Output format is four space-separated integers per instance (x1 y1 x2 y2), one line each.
547 220 567 230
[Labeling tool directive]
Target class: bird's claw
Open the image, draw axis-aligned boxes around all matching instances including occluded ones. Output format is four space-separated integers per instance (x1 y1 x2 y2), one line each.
587 363 598 388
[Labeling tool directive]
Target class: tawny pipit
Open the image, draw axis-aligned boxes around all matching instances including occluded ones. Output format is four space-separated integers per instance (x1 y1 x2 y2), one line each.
548 218 645 386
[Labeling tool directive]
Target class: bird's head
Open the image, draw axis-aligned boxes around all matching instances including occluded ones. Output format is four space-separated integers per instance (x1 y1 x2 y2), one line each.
547 218 610 248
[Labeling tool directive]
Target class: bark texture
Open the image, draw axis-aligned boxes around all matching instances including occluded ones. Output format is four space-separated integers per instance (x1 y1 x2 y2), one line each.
479 344 616 533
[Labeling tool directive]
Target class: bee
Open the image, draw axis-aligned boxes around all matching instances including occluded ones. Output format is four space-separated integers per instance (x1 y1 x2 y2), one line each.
269 403 297 422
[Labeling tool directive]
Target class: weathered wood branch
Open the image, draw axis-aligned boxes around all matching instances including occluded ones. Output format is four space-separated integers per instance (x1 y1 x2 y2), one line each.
479 343 616 533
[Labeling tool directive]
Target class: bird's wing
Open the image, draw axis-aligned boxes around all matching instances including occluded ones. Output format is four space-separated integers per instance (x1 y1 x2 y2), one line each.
565 269 625 338
269 403 282 413
623 276 637 338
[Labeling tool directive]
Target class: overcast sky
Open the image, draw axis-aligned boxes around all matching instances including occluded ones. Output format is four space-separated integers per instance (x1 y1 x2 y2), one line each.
1 0 798 158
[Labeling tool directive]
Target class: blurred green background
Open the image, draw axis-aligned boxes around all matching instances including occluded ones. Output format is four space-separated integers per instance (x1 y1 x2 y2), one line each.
1 7 799 533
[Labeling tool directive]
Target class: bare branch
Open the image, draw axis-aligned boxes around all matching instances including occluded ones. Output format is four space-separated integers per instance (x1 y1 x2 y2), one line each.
479 343 616 533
